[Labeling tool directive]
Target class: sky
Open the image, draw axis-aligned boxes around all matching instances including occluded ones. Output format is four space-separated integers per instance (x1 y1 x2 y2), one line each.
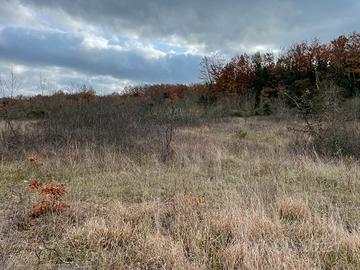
0 0 359 95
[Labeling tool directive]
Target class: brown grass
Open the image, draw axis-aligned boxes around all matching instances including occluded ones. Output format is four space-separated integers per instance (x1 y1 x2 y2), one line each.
0 116 359 269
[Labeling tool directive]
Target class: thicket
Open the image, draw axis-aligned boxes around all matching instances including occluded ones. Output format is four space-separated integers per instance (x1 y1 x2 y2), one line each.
288 81 360 158
0 88 206 162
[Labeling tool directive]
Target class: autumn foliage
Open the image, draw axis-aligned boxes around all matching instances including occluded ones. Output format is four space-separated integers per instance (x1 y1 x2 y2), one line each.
29 180 69 218
201 32 360 104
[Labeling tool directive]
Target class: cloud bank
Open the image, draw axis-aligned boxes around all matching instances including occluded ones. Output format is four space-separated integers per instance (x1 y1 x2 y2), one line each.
0 0 358 94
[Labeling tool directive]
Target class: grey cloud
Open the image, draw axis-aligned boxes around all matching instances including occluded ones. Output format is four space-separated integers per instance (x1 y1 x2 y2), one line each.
0 60 131 95
22 0 360 53
0 27 201 84
0 0 359 95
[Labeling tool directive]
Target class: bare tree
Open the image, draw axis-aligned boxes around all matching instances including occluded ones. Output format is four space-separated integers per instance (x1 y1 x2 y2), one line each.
199 53 225 86
0 68 21 98
0 69 22 146
37 73 49 96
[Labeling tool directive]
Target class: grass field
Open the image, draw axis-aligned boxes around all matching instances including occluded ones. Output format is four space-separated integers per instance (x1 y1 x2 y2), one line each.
1 116 359 269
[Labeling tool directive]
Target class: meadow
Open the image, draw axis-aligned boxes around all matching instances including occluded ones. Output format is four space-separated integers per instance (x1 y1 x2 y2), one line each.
0 113 359 269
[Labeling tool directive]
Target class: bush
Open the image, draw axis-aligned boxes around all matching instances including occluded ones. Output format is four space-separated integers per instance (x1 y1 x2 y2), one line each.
289 81 360 159
0 93 203 161
313 122 360 158
343 95 360 120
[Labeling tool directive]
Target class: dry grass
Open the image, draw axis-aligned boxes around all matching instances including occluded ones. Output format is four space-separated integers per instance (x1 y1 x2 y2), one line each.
0 116 359 269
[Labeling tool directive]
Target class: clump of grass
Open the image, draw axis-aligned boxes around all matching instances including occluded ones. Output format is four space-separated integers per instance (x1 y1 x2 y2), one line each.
276 197 311 223
235 128 247 139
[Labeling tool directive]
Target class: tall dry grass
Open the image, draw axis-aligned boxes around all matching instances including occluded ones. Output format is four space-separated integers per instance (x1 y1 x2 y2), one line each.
0 116 359 269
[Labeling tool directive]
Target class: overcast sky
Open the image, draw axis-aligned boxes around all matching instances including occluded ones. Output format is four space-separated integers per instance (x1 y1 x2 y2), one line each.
0 0 359 95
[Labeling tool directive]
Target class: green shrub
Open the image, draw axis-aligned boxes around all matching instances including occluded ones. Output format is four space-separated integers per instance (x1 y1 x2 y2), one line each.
289 81 360 159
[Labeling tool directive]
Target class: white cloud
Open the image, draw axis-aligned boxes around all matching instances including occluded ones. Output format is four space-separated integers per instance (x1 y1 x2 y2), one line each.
12 64 27 75
81 34 109 49
122 40 166 59
0 60 135 95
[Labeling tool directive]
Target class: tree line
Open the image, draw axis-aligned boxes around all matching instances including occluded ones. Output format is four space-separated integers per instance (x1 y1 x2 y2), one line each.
199 32 359 106
0 32 359 118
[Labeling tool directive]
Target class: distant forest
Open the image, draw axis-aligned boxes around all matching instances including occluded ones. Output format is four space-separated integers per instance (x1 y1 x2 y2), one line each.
1 32 359 118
